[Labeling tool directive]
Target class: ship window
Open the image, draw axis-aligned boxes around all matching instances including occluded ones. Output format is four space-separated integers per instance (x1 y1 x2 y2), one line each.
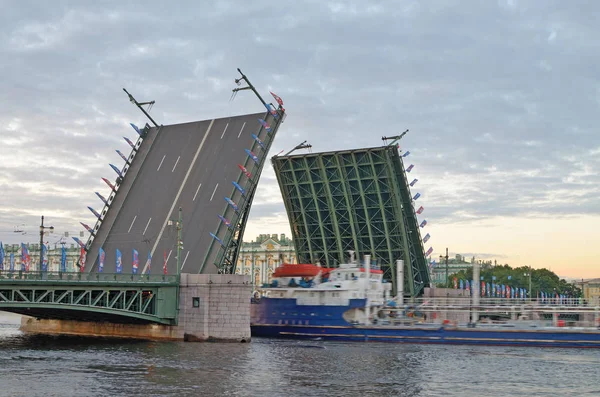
192 297 200 308
281 312 286 315
311 313 316 316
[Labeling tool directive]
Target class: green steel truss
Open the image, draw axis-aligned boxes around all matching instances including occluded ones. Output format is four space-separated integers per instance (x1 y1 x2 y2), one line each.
206 111 285 274
272 146 431 296
0 272 179 324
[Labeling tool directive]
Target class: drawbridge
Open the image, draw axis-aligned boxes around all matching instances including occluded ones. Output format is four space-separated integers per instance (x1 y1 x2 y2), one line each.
271 145 431 297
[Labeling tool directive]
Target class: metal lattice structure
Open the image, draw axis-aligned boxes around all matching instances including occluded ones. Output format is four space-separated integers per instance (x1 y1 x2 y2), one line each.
0 272 179 324
272 145 431 296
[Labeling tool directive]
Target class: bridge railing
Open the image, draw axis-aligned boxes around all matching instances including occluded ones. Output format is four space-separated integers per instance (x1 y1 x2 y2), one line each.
0 271 178 284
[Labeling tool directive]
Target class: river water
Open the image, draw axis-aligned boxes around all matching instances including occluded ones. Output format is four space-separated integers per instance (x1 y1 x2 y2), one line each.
0 314 599 397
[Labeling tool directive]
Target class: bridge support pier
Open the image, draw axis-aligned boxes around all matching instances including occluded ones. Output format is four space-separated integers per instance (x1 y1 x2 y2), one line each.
18 274 251 342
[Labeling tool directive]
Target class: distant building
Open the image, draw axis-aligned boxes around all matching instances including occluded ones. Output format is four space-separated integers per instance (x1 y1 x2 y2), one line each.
578 278 600 304
1 243 81 272
235 234 296 288
430 257 473 285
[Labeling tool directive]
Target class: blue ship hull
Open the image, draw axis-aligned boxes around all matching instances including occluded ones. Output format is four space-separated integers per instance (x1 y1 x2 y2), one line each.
251 298 600 348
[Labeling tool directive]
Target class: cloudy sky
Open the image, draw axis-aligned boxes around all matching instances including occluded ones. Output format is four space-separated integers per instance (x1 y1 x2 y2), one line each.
0 0 598 277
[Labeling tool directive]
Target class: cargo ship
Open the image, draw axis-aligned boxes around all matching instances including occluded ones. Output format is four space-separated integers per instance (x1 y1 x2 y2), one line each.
250 254 600 348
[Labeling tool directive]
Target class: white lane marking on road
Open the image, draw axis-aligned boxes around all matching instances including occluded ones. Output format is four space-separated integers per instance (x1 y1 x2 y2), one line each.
165 250 172 264
128 215 137 233
146 119 215 273
157 155 166 171
193 183 202 201
171 156 180 172
210 183 219 201
220 123 229 139
143 217 152 235
181 250 190 271
237 122 246 138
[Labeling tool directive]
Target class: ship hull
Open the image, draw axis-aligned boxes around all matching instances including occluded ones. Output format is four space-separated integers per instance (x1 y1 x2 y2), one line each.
251 323 600 348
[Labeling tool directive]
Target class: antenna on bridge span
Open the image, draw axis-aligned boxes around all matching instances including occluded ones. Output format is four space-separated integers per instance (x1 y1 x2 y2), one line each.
284 141 312 156
123 88 160 128
382 129 409 147
230 68 270 109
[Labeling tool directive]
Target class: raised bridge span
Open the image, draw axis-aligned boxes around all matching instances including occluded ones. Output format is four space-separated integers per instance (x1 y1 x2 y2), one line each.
0 75 285 329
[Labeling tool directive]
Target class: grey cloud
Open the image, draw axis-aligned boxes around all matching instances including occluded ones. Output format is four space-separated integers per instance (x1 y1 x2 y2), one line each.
2 0 600 244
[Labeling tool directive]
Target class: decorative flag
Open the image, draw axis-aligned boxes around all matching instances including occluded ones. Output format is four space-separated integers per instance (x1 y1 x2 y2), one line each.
410 179 418 187
96 192 108 205
270 91 284 107
60 245 66 272
413 193 421 200
486 283 491 297
264 103 278 119
80 222 94 234
245 149 259 164
124 136 135 149
251 133 266 149
130 123 142 135
238 164 252 178
88 206 101 219
416 206 424 214
406 164 414 172
425 247 433 257
145 251 151 274
41 244 48 272
21 243 30 272
232 181 246 196
102 177 116 190
72 236 85 248
420 220 427 228
0 242 4 271
210 232 225 246
459 279 464 289
453 277 458 289
481 281 486 296
98 247 105 273
163 250 168 275
10 253 15 272
218 214 232 229
402 151 410 157
109 164 123 178
466 281 471 291
79 247 86 272
132 249 139 274
116 249 123 273
225 197 239 212
423 233 430 243
258 119 272 132
116 149 129 163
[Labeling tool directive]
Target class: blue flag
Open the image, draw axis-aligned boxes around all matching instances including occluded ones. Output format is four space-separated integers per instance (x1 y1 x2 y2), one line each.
0 242 4 271
41 244 48 272
61 245 67 272
116 249 122 273
132 249 139 274
10 253 15 271
459 279 464 289
98 247 105 273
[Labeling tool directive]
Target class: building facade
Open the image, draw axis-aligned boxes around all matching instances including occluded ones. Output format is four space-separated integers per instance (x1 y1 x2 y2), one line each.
1 243 82 272
235 234 297 288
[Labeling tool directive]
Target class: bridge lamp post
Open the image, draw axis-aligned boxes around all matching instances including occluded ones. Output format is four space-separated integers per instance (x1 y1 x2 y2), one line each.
39 216 54 272
524 266 532 301
167 207 183 279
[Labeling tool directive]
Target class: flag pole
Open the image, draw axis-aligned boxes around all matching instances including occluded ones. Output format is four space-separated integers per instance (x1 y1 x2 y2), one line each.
232 68 269 109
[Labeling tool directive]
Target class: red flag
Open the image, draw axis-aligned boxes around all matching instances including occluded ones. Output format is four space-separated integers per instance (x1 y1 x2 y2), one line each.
270 91 284 107
80 247 86 272
163 250 168 275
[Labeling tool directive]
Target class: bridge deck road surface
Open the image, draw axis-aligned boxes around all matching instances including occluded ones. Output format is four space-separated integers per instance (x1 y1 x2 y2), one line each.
86 112 265 274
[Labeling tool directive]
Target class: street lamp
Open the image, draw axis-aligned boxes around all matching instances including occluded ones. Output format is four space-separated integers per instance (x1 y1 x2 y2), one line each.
39 216 54 272
524 266 532 301
440 248 449 288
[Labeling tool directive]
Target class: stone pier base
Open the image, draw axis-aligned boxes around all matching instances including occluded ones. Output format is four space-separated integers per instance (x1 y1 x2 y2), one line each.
20 273 251 342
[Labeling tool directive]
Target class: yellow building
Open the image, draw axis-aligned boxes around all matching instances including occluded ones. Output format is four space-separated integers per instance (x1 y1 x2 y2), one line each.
581 278 600 305
236 234 296 288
